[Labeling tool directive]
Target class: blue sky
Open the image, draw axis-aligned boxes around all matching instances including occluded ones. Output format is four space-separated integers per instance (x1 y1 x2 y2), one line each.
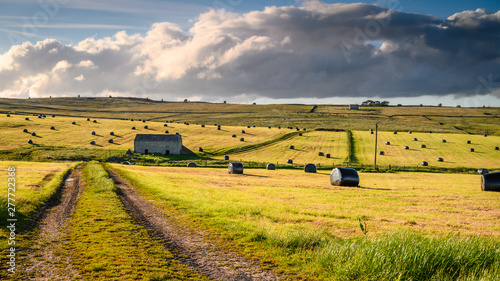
0 0 499 105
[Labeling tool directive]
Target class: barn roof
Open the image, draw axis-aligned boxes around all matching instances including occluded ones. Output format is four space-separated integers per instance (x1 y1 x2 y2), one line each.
134 134 181 142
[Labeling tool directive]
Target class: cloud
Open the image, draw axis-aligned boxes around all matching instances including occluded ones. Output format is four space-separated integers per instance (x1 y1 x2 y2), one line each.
0 1 499 101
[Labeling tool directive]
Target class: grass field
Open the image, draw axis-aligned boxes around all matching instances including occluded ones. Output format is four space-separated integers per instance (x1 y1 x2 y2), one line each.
110 164 500 280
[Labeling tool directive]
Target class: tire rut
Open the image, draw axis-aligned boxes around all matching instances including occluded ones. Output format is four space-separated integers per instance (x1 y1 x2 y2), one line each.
21 165 84 280
107 169 283 281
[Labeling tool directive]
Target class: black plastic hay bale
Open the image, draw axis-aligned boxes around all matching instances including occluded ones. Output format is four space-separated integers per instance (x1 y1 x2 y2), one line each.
240 138 244 141
144 125 149 129
87 118 90 121
268 126 271 129
318 152 324 156
495 147 499 150
278 126 281 129
299 133 303 136
38 115 42 119
217 127 221 130
201 125 205 128
228 162 244 174
326 154 331 158
164 124 168 127
393 131 398 134
484 134 488 137
28 139 33 144
287 159 293 164
25 117 30 121
52 115 55 117
91 131 96 135
241 130 245 134
429 131 432 133
108 139 114 143
442 139 446 143
404 146 409 150
224 155 229 160
303 128 306 131
266 163 276 170
437 157 444 162
289 145 295 149
132 127 136 130
467 140 471 144
142 120 146 123
478 168 489 175
413 138 418 141
50 126 55 130
247 126 251 128
72 121 76 125
175 132 179 135
421 144 427 148
304 164 317 173
253 125 256 128
380 151 385 155
470 148 475 152
198 147 203 152
371 131 374 134
31 132 36 136
422 161 428 166
481 172 500 192
187 162 197 168
6 114 10 117
90 141 96 145
330 168 359 187
23 129 28 133
232 134 237 138
370 129 373 132
385 142 390 145
110 132 114 136
165 130 169 134
408 131 412 134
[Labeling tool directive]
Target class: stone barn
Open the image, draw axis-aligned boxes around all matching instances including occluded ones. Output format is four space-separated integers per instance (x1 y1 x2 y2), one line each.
134 134 182 155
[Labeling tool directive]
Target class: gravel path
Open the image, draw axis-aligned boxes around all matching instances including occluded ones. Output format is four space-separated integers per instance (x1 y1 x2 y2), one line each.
21 166 84 280
108 169 283 281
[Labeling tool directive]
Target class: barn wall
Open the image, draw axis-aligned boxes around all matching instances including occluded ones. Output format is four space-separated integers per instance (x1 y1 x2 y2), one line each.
134 140 182 155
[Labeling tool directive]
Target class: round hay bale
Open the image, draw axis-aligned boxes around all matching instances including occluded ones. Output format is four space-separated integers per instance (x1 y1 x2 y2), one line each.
31 132 36 136
385 142 390 145
201 125 205 128
214 123 218 126
165 130 169 134
326 154 331 158
72 121 76 125
228 162 244 174
478 168 489 175
421 144 427 148
198 147 203 152
217 127 221 130
253 125 256 128
495 147 499 150
266 163 276 170
6 114 10 117
413 138 418 141
467 140 471 144
247 126 251 128
289 145 295 149
23 129 28 133
304 164 317 173
28 139 33 144
240 138 244 141
131 119 134 121
50 126 55 130
470 148 475 152
138 119 142 121
144 125 148 129
232 134 237 138
442 139 446 143
224 155 229 160
91 131 96 135
370 129 373 132
108 139 114 143
437 157 444 162
299 133 303 136
482 172 500 192
90 141 96 145
379 151 385 155
87 118 90 121
110 132 114 136
268 126 271 129
287 159 293 164
25 117 30 121
278 126 281 129
303 128 306 131
429 131 432 133
187 162 197 168
38 115 42 119
330 168 359 187
164 124 168 127
371 131 374 134
142 120 146 123
422 161 428 166
42 115 46 118
393 131 398 134
296 128 300 131
52 115 55 117
484 134 488 137
404 146 409 150
175 132 179 135
241 130 245 134
318 152 324 156
408 131 412 134
132 127 136 130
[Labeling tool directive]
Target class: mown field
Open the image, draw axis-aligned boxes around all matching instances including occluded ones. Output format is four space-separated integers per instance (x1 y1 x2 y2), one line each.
110 164 500 280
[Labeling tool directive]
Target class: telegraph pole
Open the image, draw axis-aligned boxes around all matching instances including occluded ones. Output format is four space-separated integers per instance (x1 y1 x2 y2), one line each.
374 123 378 170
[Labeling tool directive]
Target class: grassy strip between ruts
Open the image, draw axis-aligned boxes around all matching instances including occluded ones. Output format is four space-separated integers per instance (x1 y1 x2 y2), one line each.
109 165 500 281
62 161 207 280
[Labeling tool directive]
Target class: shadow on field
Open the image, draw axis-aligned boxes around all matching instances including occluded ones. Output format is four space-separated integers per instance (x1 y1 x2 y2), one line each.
234 174 269 178
356 186 392 191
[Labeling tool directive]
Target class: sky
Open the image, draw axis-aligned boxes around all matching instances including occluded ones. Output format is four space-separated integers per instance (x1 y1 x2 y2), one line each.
0 0 499 106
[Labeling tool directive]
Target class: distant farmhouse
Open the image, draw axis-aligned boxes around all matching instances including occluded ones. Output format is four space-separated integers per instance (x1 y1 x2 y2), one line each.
134 134 182 155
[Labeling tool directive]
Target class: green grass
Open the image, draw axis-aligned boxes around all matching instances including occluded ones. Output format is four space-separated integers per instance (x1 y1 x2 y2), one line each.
109 165 500 280
63 161 207 280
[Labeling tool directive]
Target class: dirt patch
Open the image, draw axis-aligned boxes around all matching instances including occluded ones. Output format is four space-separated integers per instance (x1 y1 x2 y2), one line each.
21 166 84 280
107 169 283 281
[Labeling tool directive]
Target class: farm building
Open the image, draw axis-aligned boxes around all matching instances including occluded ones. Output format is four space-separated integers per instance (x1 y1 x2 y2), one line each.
349 104 359 110
134 134 182 155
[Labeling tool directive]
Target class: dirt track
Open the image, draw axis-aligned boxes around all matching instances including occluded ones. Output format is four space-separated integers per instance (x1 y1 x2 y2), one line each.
21 166 83 280
108 169 283 281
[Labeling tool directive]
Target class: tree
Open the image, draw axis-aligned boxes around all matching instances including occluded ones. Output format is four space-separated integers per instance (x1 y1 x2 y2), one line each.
184 99 188 103
456 105 461 108
437 103 442 107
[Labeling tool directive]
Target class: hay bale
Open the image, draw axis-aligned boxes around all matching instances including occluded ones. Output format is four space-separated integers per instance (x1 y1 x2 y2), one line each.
467 140 471 144
394 131 398 134
91 131 96 135
232 134 237 138
217 127 221 130
25 117 29 120
165 130 169 134
289 145 295 149
240 138 244 141
437 157 444 162
224 155 229 160
164 124 168 127
38 115 42 119
90 141 96 145
326 154 331 158
268 126 271 129
241 130 245 134
131 119 134 121
371 131 374 134
28 139 33 144
330 168 359 187
422 161 428 166
87 118 90 121
6 114 10 117
132 127 136 130
287 159 293 164
52 115 55 117
380 151 385 155
110 132 114 136
198 147 203 152
408 131 412 134
299 133 303 136
442 139 447 142
31 132 36 136
429 131 432 133
144 125 148 129
108 139 114 143
72 121 76 125
142 120 146 123
187 162 197 168
278 126 281 129
253 125 256 128
370 129 373 132
482 172 500 192
413 138 418 141
50 126 55 130
495 147 499 150
175 132 179 135
478 168 489 175
404 146 409 149
318 152 324 156
247 126 251 128
385 142 390 145
228 162 244 174
304 164 317 173
138 119 142 121
201 125 205 128
470 148 475 152
421 144 427 148
484 134 488 137
266 163 276 170
23 129 28 133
